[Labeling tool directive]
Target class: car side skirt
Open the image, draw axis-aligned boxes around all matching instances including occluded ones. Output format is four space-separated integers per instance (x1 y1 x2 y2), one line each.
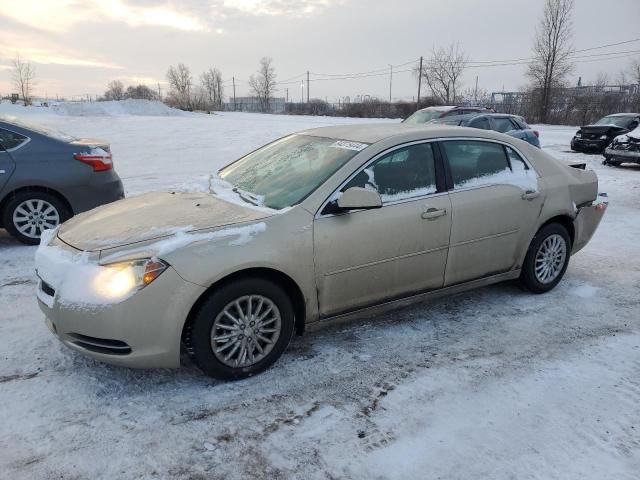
308 269 521 331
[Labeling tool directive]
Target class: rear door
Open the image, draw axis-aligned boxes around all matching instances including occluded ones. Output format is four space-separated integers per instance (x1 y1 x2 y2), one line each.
439 139 543 286
314 141 451 317
0 128 23 193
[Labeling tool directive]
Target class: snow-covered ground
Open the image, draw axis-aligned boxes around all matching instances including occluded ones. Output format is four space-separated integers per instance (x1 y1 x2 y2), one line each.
0 105 639 479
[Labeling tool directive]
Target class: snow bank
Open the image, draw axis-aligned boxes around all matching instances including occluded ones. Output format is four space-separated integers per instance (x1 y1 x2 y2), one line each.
54 99 188 117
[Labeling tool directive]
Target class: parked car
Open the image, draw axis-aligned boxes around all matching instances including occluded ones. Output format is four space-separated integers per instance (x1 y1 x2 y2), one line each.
570 113 640 153
0 118 124 244
35 124 606 380
429 113 541 148
603 126 640 166
403 105 494 124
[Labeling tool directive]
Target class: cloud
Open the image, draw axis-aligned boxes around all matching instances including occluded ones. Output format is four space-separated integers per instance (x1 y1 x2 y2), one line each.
0 0 208 33
0 46 123 70
220 0 336 17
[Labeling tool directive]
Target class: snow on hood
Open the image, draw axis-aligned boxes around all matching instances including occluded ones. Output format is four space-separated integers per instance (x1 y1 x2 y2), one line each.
612 126 640 143
36 222 267 307
57 190 272 252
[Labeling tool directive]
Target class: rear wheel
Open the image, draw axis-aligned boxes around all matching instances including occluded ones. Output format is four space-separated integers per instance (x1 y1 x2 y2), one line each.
520 223 571 294
185 278 295 380
2 191 70 245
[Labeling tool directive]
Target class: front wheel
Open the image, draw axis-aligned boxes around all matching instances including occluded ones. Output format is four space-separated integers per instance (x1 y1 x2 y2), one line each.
520 223 571 294
185 278 295 380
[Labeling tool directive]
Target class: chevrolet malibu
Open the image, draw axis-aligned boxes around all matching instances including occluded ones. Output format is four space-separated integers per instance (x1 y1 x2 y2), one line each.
35 124 606 379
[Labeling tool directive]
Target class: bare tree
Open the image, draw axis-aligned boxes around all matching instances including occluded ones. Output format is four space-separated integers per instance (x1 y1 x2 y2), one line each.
104 80 125 101
527 0 574 123
630 59 640 86
248 57 277 112
594 72 609 89
201 67 224 112
415 44 467 104
166 63 193 110
125 84 157 100
12 53 36 105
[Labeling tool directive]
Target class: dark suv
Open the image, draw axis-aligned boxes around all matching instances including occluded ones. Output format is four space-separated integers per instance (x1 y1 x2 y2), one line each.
571 113 640 153
0 118 124 244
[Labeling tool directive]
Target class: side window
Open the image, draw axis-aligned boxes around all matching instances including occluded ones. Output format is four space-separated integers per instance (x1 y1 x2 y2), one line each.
469 117 491 130
493 118 517 133
0 129 28 150
441 140 510 189
505 146 529 172
343 143 437 202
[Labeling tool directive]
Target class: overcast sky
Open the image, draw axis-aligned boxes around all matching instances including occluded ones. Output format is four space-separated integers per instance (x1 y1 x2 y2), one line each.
1 0 639 102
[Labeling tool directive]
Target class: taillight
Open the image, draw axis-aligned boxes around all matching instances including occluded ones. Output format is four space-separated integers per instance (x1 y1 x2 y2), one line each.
74 147 113 172
533 130 540 138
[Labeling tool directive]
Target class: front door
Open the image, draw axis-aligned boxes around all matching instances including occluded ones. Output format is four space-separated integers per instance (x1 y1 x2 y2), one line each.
314 141 452 317
440 139 543 286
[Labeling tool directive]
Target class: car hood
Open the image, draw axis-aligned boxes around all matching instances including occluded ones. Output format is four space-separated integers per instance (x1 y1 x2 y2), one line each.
579 125 627 135
57 191 272 252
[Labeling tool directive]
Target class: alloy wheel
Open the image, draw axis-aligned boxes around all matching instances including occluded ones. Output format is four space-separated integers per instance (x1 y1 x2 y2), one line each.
534 233 567 284
12 199 60 239
210 295 282 368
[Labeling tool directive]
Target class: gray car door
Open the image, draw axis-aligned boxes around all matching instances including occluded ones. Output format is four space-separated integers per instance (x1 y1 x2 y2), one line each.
0 140 17 194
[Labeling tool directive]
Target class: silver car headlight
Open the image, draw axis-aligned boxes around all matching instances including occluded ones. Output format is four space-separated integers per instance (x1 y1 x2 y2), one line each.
93 258 168 300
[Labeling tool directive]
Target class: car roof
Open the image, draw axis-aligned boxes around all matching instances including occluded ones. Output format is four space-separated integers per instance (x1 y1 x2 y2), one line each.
604 113 640 117
433 112 526 122
299 123 516 145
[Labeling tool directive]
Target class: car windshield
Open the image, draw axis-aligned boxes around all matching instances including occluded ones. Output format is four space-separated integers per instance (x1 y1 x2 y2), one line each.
403 110 446 124
594 115 635 128
219 134 368 210
0 115 76 142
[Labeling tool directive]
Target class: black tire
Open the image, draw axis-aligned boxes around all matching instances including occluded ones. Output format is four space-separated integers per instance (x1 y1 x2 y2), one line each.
519 223 571 294
186 278 295 380
2 190 71 245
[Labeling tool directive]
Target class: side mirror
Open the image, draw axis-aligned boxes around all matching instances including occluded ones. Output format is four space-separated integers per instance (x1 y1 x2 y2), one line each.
337 187 382 210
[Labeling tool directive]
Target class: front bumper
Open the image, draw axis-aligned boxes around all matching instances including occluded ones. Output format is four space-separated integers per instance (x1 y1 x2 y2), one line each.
37 266 206 368
572 198 608 254
604 147 640 163
571 137 608 152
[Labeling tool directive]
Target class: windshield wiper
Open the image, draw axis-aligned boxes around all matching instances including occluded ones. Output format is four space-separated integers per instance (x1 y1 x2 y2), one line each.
232 187 261 207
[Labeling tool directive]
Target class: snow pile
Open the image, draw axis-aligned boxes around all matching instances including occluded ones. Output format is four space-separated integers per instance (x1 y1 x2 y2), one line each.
54 99 188 117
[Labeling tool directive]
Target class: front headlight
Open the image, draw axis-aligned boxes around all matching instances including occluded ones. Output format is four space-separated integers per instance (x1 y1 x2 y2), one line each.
600 134 608 140
575 132 582 138
93 258 168 300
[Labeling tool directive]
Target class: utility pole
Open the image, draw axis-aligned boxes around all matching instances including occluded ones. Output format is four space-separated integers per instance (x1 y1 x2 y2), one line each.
388 64 393 103
232 76 236 111
416 56 423 111
285 88 288 103
157 83 162 101
306 71 310 104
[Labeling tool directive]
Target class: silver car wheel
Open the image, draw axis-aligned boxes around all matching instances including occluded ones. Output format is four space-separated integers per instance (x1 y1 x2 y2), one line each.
534 233 567 284
211 295 282 368
12 199 60 239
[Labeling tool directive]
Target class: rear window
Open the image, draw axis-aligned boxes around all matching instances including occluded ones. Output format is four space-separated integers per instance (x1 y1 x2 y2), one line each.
0 116 75 142
0 128 28 150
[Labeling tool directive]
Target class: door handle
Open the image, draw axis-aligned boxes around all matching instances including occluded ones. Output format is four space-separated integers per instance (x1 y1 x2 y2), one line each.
521 190 539 200
422 207 447 220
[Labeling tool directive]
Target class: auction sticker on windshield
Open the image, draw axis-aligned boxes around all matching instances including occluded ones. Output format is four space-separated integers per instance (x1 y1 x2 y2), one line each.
329 140 368 151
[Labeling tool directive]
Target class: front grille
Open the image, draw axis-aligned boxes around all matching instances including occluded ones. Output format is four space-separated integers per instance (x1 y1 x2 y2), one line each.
66 333 132 355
